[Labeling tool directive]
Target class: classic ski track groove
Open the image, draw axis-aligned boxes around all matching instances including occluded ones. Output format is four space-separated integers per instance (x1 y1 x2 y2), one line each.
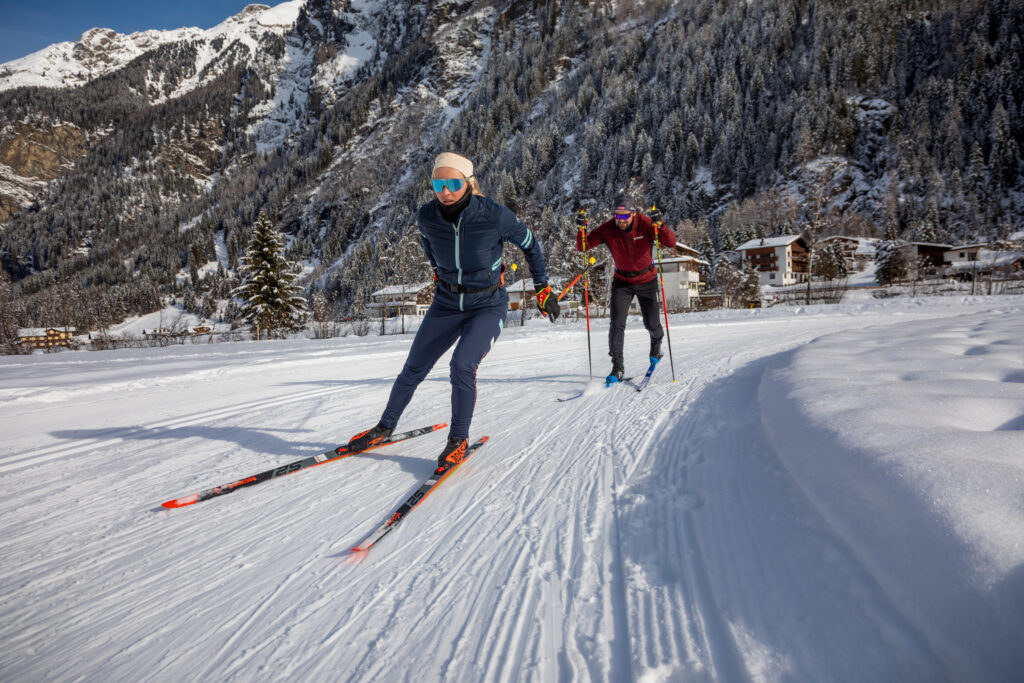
2 312 986 680
0 351 546 477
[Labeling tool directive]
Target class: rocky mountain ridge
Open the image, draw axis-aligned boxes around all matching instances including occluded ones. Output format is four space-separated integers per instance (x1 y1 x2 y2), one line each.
0 0 1021 333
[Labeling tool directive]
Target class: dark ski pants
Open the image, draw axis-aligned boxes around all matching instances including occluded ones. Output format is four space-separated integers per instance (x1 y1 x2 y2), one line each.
380 299 505 441
609 277 663 368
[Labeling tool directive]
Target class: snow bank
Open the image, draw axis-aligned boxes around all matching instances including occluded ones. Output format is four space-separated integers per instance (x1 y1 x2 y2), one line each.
759 309 1024 680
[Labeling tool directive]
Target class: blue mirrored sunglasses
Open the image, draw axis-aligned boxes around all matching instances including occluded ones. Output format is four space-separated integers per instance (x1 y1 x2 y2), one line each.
432 178 464 193
614 212 632 221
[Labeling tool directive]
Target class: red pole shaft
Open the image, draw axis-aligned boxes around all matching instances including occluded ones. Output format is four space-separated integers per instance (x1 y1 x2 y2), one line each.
580 210 593 381
651 207 676 382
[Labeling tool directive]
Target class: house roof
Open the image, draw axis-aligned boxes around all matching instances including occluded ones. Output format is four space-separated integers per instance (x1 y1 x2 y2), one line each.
18 327 77 336
906 242 953 249
737 235 803 250
371 282 434 297
660 256 710 267
947 243 989 251
670 243 700 257
948 250 1024 270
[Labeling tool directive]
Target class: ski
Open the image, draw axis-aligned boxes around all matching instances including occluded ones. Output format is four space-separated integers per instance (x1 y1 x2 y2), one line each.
605 375 634 388
161 423 447 508
557 391 585 402
351 436 489 552
635 359 659 392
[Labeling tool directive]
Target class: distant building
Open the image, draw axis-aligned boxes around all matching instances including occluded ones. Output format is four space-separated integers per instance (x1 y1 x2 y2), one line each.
657 243 708 309
904 242 952 276
506 277 540 311
367 282 435 317
944 245 1024 280
17 327 77 350
736 235 809 286
817 236 878 271
943 243 988 264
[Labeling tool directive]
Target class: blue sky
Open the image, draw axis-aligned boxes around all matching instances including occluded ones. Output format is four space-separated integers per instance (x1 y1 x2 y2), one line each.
0 1 262 64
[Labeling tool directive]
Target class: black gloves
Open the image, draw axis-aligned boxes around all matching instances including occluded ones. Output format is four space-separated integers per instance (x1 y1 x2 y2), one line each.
575 210 588 231
535 284 561 322
650 207 664 226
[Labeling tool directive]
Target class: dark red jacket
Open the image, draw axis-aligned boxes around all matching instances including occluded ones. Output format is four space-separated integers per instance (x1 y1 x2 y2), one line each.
575 213 677 284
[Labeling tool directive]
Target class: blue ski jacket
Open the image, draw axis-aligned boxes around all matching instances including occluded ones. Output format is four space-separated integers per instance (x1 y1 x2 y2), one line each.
416 194 549 311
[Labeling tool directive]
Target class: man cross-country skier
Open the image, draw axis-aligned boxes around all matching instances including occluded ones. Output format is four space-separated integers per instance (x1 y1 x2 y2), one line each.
575 192 676 383
347 152 559 469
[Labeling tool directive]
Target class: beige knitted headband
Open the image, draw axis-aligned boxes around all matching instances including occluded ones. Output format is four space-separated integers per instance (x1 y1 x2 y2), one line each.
433 152 474 178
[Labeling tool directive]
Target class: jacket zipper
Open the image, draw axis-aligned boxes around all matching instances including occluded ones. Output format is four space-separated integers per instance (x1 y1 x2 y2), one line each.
452 215 463 311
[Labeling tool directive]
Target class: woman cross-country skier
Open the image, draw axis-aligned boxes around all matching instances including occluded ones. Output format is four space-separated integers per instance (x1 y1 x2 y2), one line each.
347 152 560 469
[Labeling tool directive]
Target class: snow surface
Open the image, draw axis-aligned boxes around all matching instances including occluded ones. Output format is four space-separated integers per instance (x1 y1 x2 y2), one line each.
1 296 1022 681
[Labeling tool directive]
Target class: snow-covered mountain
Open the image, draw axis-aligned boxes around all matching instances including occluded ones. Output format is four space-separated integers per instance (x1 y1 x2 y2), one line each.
0 3 304 96
1 0 1022 335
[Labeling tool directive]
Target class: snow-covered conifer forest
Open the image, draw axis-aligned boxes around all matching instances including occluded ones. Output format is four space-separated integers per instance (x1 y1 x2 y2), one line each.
1 0 1023 329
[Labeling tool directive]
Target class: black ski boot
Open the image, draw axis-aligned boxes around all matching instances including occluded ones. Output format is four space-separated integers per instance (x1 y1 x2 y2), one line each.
650 338 663 362
606 364 625 383
347 422 393 453
437 437 468 470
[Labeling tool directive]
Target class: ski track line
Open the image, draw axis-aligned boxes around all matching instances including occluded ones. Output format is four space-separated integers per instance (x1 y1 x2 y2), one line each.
0 383 357 476
302 414 577 663
201 567 304 681
275 325 859 680
285 388 599 680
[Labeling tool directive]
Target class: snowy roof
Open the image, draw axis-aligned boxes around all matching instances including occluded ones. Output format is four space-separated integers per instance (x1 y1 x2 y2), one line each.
947 243 989 251
18 327 76 336
948 250 1024 270
670 243 701 257
906 242 953 249
660 256 710 266
371 282 434 297
737 235 803 250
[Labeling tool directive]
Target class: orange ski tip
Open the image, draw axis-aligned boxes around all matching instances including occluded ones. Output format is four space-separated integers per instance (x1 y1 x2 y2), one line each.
162 494 198 508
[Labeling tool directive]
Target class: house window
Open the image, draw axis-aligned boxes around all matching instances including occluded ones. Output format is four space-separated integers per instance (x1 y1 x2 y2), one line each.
769 273 775 279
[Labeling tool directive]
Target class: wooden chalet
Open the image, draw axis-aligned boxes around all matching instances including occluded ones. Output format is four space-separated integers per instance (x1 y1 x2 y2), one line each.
18 327 77 350
367 282 435 317
736 235 809 286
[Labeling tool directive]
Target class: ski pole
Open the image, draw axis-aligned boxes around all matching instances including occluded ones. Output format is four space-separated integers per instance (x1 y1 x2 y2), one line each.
578 208 593 381
557 257 598 302
650 204 676 383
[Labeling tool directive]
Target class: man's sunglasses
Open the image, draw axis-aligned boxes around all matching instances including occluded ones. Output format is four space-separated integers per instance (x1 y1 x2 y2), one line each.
432 178 465 193
614 212 632 221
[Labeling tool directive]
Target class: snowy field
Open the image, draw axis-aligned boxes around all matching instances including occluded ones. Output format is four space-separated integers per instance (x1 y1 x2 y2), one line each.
1 295 1022 682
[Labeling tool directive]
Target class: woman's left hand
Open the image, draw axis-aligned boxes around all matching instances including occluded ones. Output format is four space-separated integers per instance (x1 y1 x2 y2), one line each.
535 284 561 322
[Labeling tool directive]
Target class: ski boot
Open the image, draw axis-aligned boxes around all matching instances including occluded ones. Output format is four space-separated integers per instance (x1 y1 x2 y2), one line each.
606 364 625 384
437 437 468 470
347 421 393 453
650 338 663 364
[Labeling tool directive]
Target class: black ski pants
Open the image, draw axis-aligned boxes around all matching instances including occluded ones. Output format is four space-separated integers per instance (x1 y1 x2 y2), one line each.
608 277 663 368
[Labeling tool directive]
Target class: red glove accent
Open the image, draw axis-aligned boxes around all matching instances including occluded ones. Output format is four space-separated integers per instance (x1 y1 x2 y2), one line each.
536 285 553 313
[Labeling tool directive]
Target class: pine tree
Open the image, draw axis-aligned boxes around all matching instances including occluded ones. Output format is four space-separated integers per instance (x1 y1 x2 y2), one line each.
0 270 24 355
232 212 308 340
875 240 907 286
